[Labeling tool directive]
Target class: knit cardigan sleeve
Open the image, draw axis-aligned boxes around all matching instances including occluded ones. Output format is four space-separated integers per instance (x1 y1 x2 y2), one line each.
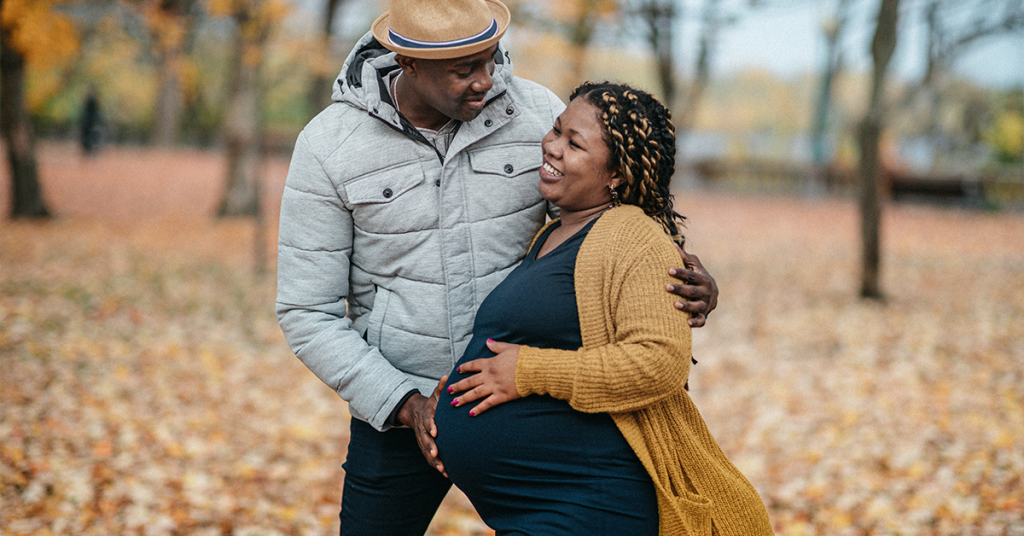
515 207 692 414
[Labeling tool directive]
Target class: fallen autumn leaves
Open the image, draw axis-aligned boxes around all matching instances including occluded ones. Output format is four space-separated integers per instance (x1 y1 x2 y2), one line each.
2 144 1023 535
677 194 1024 536
1 220 358 535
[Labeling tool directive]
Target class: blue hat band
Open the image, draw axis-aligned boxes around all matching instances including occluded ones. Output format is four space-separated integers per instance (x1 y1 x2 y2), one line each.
388 18 498 49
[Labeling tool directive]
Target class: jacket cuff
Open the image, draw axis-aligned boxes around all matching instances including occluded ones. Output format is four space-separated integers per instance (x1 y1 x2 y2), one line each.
515 345 578 401
385 389 421 428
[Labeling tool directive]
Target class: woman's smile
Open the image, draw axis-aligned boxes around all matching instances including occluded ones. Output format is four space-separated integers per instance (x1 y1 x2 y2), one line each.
540 161 564 179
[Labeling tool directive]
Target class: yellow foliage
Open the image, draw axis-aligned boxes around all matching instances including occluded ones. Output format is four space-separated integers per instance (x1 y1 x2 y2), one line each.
544 0 618 23
204 0 290 22
302 38 336 78
25 69 68 112
242 45 262 67
204 0 237 17
985 110 1024 163
144 3 188 53
82 28 159 125
179 58 200 103
258 0 292 24
0 0 79 69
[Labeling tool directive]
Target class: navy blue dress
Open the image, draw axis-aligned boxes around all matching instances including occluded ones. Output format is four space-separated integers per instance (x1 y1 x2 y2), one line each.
434 219 658 536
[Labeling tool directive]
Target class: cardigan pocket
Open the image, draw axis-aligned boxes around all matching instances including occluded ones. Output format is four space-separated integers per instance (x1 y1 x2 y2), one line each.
673 490 713 535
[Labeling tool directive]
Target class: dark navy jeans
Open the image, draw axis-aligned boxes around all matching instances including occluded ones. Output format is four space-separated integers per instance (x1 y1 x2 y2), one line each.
339 418 452 536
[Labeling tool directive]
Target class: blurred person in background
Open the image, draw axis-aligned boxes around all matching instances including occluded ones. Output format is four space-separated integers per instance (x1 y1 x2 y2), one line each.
80 89 103 156
436 81 773 536
275 1 718 534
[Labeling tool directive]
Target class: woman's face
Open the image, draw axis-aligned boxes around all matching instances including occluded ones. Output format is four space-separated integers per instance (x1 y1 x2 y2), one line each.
538 98 621 212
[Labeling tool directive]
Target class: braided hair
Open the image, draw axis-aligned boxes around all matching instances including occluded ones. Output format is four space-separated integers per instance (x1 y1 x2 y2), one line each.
569 81 685 245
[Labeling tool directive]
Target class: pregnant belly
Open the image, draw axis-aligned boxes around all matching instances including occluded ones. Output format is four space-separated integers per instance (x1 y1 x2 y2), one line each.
434 393 636 495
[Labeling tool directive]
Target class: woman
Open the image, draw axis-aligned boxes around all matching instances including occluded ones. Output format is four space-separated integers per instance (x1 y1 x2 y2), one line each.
433 82 772 535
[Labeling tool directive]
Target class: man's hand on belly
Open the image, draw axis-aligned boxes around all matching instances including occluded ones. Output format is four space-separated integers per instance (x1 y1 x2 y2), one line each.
397 376 449 477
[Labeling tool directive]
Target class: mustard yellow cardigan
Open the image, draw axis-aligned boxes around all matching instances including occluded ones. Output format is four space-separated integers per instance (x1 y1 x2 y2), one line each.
515 205 773 536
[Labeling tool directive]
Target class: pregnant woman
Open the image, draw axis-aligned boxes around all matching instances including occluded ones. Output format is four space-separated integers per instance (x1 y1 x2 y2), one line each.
433 82 773 536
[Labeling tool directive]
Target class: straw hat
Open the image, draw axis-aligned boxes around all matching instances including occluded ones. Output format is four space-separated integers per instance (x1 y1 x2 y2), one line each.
371 0 510 60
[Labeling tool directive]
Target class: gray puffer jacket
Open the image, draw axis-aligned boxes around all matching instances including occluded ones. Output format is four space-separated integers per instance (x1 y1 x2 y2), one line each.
276 32 565 430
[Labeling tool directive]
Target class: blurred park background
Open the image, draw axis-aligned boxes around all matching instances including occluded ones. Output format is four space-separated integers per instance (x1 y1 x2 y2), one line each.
1 0 1023 535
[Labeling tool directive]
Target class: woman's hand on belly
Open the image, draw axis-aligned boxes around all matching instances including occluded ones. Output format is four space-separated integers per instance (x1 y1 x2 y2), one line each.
447 340 521 416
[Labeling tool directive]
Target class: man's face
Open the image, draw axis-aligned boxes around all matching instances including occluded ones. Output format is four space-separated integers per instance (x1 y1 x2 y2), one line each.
402 46 497 123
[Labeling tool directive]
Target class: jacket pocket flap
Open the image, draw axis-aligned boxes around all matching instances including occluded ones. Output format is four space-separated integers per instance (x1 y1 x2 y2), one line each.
346 163 425 204
468 142 542 176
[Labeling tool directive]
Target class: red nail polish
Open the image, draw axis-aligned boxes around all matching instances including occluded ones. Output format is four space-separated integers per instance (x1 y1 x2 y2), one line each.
487 338 494 344
446 386 453 394
468 410 475 417
451 399 458 406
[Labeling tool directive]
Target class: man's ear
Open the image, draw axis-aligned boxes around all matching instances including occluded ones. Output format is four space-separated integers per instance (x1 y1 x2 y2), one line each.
395 55 417 76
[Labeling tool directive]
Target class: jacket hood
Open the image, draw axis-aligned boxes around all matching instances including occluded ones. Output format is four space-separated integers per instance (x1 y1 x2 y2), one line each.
331 31 514 129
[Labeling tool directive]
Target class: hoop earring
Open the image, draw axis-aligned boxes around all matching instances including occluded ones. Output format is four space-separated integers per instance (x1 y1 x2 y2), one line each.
609 185 621 206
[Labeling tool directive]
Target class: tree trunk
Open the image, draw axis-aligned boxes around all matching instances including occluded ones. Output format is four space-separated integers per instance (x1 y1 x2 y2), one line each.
252 155 266 276
677 0 719 133
0 18 50 219
217 12 262 217
858 119 882 298
153 46 185 146
643 0 677 108
307 0 346 116
808 0 851 196
150 0 196 147
857 0 900 300
564 0 601 91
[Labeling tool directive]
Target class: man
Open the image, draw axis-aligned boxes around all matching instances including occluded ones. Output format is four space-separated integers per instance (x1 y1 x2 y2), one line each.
275 0 718 534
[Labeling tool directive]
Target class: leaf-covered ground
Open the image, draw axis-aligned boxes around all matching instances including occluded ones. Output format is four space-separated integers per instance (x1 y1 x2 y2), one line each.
2 144 1023 535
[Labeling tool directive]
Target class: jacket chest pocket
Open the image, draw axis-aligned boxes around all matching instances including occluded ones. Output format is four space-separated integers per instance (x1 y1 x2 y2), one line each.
468 142 542 179
467 142 544 213
344 162 437 233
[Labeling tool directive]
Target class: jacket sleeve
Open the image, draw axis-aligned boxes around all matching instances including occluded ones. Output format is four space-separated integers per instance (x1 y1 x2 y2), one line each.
275 130 422 431
515 229 692 414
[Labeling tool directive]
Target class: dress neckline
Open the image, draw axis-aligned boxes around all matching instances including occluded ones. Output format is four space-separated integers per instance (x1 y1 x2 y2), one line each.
530 217 600 262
